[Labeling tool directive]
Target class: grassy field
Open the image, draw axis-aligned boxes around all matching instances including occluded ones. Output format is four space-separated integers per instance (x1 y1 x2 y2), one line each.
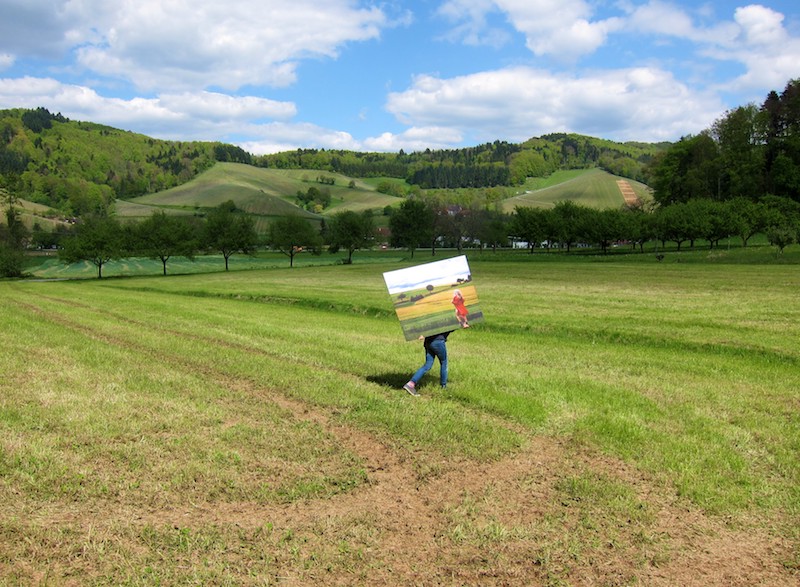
504 168 652 211
1 255 798 585
122 163 400 222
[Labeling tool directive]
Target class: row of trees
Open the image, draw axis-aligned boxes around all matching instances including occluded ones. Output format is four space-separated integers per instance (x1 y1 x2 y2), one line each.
39 201 379 277
5 191 799 279
384 195 800 257
58 202 258 278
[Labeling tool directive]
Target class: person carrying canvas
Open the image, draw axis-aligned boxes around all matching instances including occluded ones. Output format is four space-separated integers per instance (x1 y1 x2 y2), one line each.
403 331 452 396
452 289 470 328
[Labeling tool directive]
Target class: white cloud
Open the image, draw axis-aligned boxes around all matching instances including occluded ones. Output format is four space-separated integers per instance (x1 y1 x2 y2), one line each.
436 0 512 47
385 66 723 143
700 4 800 93
3 0 387 92
158 92 296 121
239 122 360 155
440 0 623 60
496 0 623 59
0 53 14 70
363 126 465 152
0 77 298 141
734 4 788 45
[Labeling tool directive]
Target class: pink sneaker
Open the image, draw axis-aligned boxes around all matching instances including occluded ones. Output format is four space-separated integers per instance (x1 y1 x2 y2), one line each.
403 381 419 396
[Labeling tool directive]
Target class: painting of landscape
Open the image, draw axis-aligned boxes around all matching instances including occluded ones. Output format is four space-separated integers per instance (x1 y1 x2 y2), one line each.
383 255 484 340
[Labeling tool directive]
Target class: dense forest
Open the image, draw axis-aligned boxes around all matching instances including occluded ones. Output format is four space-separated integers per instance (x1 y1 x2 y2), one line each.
255 134 663 189
649 79 800 205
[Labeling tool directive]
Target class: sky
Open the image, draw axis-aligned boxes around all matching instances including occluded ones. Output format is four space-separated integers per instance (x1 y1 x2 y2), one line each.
1 1 799 155
384 254 470 293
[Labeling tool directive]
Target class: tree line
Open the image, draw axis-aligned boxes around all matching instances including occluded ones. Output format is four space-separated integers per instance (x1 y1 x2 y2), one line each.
384 195 800 258
255 136 660 190
4 191 798 279
649 79 800 206
0 199 382 278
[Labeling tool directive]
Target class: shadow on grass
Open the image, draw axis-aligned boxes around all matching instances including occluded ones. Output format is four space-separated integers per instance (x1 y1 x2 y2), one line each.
366 372 411 389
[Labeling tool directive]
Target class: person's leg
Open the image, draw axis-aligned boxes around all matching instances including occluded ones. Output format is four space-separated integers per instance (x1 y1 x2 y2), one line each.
410 348 435 385
429 338 448 387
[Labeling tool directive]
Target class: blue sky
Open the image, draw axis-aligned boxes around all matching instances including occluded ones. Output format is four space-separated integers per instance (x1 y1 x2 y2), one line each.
1 1 798 154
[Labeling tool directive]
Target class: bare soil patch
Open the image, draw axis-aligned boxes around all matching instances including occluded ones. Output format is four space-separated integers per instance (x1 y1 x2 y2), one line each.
617 180 642 207
11 385 794 586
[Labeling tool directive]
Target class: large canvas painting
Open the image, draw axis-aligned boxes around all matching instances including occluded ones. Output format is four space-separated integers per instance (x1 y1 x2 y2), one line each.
383 255 484 341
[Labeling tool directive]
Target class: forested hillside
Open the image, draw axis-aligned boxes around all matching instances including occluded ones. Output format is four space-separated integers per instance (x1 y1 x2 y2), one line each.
649 79 800 205
255 134 665 189
0 107 250 216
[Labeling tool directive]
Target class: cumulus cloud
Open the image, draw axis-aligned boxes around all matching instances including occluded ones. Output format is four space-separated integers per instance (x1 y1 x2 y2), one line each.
238 122 361 155
623 2 799 93
0 77 297 141
439 0 622 60
718 5 800 91
385 66 723 143
3 0 386 92
497 0 622 60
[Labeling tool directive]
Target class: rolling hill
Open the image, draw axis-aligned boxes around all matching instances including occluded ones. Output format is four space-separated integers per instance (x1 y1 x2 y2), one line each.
11 164 652 235
2 108 661 234
504 168 652 211
118 163 403 232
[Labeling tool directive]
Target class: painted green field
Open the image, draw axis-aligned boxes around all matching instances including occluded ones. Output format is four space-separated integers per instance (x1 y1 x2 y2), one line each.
1 258 798 585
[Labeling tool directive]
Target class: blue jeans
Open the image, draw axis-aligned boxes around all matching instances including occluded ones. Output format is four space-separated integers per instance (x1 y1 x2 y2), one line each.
411 338 448 387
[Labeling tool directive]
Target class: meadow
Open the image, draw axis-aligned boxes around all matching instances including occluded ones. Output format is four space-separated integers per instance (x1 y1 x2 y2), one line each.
1 253 798 585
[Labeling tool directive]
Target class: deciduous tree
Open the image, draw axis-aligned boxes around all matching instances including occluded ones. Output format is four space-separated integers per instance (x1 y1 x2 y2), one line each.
59 214 124 278
326 210 374 264
202 201 258 271
134 211 200 275
266 214 321 267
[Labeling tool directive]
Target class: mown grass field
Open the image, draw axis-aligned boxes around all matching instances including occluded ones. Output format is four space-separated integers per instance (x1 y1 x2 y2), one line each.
121 163 400 223
1 254 798 585
505 168 652 211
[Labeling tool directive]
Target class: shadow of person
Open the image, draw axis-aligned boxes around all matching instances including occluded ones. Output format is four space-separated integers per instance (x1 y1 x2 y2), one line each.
365 372 410 389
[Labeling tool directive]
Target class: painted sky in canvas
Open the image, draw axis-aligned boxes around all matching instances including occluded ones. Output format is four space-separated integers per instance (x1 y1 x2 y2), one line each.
384 256 471 294
1 1 798 153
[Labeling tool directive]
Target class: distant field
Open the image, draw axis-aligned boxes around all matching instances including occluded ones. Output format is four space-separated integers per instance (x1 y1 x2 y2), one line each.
1 256 797 585
504 168 653 210
123 162 401 222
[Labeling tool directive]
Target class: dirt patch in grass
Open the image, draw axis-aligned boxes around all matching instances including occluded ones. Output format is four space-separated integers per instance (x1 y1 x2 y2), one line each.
5 384 795 586
617 179 642 207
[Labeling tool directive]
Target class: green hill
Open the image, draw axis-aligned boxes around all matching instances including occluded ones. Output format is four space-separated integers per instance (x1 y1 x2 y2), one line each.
503 168 653 211
121 163 403 232
2 107 664 234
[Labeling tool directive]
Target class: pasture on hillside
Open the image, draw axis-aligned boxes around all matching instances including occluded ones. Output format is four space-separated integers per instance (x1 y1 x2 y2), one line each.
504 168 652 211
1 258 798 585
120 163 401 228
